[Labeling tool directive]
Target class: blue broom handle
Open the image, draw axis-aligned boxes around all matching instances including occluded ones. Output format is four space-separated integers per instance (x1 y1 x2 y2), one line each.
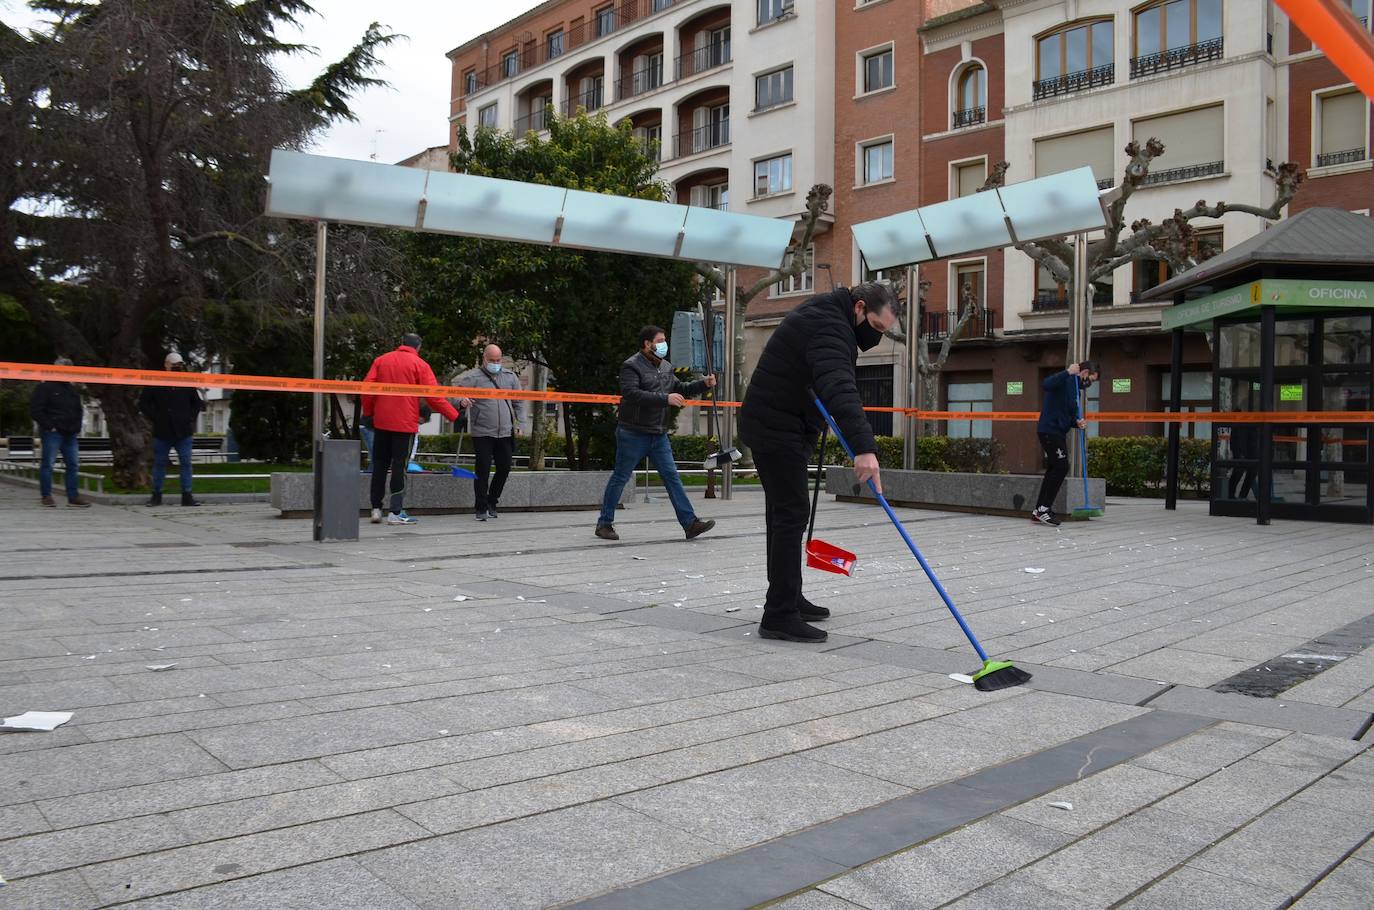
812 395 990 663
1076 375 1090 503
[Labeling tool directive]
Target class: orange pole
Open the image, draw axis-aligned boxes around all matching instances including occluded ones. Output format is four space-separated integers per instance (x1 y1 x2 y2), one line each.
1274 0 1374 102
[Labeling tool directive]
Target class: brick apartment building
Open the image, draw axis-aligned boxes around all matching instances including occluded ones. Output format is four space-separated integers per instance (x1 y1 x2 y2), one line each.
447 1 1374 472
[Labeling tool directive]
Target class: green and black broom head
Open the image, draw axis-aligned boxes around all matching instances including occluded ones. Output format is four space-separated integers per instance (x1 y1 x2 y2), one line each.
971 659 1033 691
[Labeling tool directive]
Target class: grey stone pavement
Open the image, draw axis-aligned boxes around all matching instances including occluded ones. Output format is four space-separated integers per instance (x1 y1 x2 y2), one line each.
0 479 1371 909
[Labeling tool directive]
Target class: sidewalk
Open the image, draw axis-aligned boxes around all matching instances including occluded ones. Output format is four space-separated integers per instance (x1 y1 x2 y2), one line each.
0 483 1370 908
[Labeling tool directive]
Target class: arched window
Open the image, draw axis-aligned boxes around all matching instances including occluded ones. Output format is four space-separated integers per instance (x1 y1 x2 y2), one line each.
1034 18 1114 98
952 63 986 129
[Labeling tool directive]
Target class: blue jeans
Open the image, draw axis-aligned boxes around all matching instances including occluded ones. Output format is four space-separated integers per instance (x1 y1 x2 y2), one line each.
599 427 696 528
152 436 194 494
40 431 80 500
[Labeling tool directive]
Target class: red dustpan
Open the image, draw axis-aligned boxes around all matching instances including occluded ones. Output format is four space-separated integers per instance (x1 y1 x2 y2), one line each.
805 424 857 577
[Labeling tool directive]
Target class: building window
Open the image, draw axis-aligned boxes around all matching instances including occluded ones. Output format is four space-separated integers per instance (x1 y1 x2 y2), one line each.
1160 371 1213 440
758 0 794 26
1035 19 1114 98
953 159 986 198
547 30 564 59
952 64 986 128
862 47 894 93
1316 89 1368 167
774 245 814 296
463 70 477 95
690 182 729 210
856 364 895 436
754 153 793 196
594 5 617 37
576 75 604 112
1133 227 1222 297
627 52 664 96
688 103 730 153
1034 125 1115 186
502 50 520 78
633 123 662 161
755 66 794 111
1132 105 1224 184
1345 0 1371 26
946 377 993 439
1133 0 1223 76
861 139 893 184
478 103 498 128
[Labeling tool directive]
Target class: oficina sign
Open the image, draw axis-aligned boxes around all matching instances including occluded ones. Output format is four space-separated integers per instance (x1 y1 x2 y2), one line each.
1163 279 1374 330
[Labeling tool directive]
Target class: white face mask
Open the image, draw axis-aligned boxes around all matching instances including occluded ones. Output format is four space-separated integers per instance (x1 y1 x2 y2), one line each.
653 341 668 358
484 362 502 374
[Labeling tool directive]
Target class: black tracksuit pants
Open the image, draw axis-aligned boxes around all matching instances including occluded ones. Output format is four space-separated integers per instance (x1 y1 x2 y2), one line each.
370 429 414 514
1035 431 1070 511
753 448 811 623
473 435 514 512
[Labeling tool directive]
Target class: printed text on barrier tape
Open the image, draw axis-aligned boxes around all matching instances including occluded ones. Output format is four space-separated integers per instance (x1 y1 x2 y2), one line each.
3 362 1371 424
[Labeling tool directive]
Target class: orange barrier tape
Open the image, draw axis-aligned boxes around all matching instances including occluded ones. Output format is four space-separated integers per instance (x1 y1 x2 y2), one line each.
3 361 1372 424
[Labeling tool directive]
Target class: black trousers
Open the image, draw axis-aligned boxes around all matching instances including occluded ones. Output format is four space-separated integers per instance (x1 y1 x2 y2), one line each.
473 435 514 511
1035 431 1070 511
753 448 811 622
370 429 414 513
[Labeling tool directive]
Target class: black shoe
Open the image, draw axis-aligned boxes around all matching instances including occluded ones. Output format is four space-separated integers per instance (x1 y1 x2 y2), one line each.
475 507 487 521
146 493 163 507
486 506 498 519
1030 506 1060 526
759 616 828 643
684 518 715 540
595 524 619 541
181 493 201 507
799 599 830 621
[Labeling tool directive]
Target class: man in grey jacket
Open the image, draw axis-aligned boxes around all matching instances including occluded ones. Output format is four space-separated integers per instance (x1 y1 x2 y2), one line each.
595 325 716 542
455 344 525 520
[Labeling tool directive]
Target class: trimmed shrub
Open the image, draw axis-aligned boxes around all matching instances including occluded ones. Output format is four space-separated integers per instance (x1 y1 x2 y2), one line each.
1085 436 1211 497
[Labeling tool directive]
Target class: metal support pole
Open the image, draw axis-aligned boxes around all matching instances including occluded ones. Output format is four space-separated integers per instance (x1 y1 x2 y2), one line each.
1165 326 1184 510
722 266 737 500
1070 232 1089 480
1257 305 1276 525
311 221 328 543
903 263 920 470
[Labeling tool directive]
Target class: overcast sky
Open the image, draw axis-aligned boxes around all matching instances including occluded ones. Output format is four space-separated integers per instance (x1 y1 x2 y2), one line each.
1 0 515 163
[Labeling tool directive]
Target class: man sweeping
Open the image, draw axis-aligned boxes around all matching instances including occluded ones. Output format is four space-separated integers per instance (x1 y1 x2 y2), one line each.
1031 360 1099 526
740 282 897 643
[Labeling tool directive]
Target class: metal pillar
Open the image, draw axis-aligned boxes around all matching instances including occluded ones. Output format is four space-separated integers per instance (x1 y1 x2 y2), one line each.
903 263 920 470
311 221 328 543
1069 232 1090 479
1257 305 1276 525
721 266 737 500
1165 325 1184 510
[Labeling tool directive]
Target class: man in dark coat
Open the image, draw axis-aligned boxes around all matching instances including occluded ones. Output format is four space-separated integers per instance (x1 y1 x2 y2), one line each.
138 352 206 507
596 325 717 542
1031 360 1099 526
29 356 91 508
740 283 897 643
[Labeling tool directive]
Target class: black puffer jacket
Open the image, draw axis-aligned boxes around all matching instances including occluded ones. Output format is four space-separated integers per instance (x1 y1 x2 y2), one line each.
740 287 876 458
139 385 205 442
617 352 707 435
30 382 83 435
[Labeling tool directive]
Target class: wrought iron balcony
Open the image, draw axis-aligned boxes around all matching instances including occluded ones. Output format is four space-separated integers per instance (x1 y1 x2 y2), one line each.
1096 177 1115 190
616 63 666 101
671 120 730 159
1032 63 1114 100
1031 288 1112 311
675 42 731 80
1316 148 1366 168
1140 160 1224 186
951 106 986 129
513 107 551 135
561 86 604 116
1130 37 1223 79
922 307 999 341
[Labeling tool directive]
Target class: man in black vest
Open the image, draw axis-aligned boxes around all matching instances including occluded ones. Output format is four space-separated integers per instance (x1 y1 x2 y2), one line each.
740 283 897 643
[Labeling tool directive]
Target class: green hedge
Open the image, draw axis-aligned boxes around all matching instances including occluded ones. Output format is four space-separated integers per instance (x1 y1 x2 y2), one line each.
1086 436 1210 497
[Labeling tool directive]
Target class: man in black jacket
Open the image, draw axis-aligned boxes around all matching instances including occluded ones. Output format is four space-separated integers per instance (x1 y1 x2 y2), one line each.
29 356 92 508
596 325 717 542
740 283 897 643
1031 360 1098 526
138 352 205 507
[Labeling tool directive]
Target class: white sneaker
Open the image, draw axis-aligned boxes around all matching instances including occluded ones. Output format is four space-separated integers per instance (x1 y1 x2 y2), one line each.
386 511 418 525
370 508 383 524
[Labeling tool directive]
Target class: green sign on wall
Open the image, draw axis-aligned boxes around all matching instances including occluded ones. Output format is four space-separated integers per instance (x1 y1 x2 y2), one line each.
1112 378 1131 393
1006 381 1023 395
1280 384 1304 402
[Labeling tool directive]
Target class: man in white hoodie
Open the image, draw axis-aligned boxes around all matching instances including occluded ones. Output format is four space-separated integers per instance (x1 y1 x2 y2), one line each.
455 344 525 521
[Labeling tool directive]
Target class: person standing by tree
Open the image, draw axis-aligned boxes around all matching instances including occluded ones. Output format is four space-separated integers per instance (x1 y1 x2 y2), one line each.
740 283 897 644
455 344 524 521
595 326 716 542
30 356 91 508
361 333 459 526
1032 361 1099 526
139 353 205 507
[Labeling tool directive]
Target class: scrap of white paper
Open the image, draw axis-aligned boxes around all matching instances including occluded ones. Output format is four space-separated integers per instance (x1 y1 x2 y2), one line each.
1 711 74 732
145 664 178 672
1049 801 1074 811
948 674 975 685
1024 567 1045 574
453 595 468 602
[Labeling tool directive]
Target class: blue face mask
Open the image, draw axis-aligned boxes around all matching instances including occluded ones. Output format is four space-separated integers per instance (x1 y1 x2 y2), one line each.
653 341 668 358
484 362 502 375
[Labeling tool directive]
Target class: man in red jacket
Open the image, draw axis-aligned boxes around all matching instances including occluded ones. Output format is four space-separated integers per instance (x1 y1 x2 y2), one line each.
361 334 460 525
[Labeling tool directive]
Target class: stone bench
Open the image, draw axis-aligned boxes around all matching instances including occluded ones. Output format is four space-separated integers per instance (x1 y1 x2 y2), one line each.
826 468 1106 519
270 470 628 518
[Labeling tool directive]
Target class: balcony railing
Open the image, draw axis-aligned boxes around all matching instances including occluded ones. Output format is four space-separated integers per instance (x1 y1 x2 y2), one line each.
1130 37 1223 79
1316 148 1366 168
921 307 999 341
513 107 551 135
635 135 662 161
616 63 666 101
951 106 985 129
1140 160 1224 186
562 86 605 116
671 120 730 159
1032 63 1114 100
1031 289 1113 311
675 42 731 80
1096 177 1115 190
567 0 676 51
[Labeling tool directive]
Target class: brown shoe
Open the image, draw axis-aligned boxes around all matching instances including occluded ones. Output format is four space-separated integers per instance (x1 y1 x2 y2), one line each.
68 497 92 508
41 495 56 507
595 524 619 541
684 518 715 540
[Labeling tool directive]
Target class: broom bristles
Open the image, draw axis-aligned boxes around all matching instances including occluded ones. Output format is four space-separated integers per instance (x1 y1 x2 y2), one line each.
973 664 1033 692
